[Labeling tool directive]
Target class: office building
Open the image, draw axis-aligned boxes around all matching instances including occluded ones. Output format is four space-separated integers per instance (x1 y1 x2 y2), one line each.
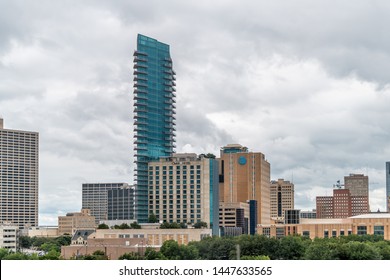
58 209 96 235
316 174 370 218
386 162 390 212
219 202 250 236
270 179 294 222
107 186 135 220
0 222 19 251
0 118 39 227
258 213 390 240
344 173 369 214
300 209 316 219
218 144 271 224
317 189 352 219
82 183 130 223
147 153 219 235
133 34 176 223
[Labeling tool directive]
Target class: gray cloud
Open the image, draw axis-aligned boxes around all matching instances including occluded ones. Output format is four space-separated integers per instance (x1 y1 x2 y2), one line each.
1 0 389 224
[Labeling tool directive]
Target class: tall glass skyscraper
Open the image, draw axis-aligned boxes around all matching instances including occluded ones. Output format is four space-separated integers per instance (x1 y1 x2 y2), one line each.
133 34 176 222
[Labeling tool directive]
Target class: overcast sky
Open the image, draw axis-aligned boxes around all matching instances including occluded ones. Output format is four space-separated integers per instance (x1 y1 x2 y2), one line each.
1 0 390 225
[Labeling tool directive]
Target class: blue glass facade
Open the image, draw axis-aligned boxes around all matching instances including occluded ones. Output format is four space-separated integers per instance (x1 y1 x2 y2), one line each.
133 34 176 222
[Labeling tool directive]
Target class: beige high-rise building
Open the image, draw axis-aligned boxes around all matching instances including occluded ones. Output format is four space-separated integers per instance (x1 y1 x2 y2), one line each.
218 144 271 224
0 118 39 227
270 179 294 222
147 153 219 235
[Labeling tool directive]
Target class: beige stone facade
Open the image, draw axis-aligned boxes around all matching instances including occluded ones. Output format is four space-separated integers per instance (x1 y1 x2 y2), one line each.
219 202 250 234
0 222 19 252
147 153 219 234
270 179 294 222
0 119 39 227
258 213 390 240
219 144 270 224
21 226 59 237
58 209 96 235
61 227 212 260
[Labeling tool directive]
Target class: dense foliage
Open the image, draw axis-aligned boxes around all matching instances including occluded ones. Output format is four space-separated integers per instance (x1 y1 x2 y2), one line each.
1 235 71 260
2 234 389 260
118 234 390 260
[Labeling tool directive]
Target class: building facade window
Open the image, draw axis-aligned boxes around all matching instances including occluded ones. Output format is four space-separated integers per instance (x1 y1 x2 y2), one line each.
357 226 367 235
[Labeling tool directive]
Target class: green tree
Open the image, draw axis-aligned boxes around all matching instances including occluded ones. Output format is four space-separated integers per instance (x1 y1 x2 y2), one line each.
144 247 165 260
118 223 130 229
373 241 390 259
148 213 159 223
240 255 270 260
193 221 207 229
278 235 309 260
0 248 10 259
98 223 109 229
118 252 143 260
130 222 141 229
342 241 381 260
55 235 71 246
160 240 198 260
39 250 60 260
19 236 32 249
160 222 181 229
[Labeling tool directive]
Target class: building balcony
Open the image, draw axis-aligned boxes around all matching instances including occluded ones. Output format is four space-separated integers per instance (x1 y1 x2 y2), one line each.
134 50 148 56
134 139 148 145
134 62 148 69
134 126 147 132
134 81 148 87
134 113 147 120
134 88 148 94
134 69 147 75
134 120 148 126
134 107 148 113
133 57 148 63
134 94 148 101
133 75 148 82
134 145 148 151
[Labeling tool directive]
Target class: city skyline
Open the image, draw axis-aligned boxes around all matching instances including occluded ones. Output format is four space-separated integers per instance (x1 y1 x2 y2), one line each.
1 1 390 225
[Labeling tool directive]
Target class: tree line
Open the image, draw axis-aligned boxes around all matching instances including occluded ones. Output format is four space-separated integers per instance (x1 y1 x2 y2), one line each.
118 234 390 260
2 234 389 260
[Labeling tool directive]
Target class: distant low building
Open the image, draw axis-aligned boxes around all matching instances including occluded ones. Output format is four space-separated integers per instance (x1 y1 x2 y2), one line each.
58 209 96 235
61 227 211 260
20 226 59 237
0 222 19 252
258 213 390 240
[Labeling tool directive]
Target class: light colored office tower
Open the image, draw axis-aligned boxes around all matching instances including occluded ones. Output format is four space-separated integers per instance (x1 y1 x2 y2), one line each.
344 173 370 214
0 118 39 227
147 153 219 235
270 179 294 222
81 183 130 224
218 144 271 224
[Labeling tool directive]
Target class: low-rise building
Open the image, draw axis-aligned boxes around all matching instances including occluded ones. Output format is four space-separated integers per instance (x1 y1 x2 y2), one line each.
61 227 211 260
219 202 250 236
58 209 96 235
0 222 19 252
20 226 59 237
258 213 390 240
